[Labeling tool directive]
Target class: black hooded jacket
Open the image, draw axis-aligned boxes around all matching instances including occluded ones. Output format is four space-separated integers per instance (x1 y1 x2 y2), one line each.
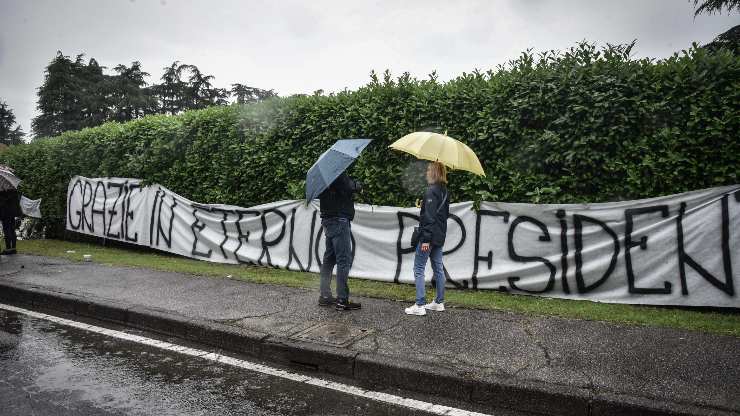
319 173 362 220
0 189 22 220
419 183 449 246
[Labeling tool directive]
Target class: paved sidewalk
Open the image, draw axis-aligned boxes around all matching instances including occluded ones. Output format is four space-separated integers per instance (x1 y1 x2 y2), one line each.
1 254 738 416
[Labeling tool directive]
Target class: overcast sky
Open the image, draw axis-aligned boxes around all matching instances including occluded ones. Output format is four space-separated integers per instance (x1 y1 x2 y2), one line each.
1 0 738 134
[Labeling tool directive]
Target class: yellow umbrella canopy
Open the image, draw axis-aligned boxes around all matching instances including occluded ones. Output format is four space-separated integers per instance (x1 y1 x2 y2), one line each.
389 132 485 176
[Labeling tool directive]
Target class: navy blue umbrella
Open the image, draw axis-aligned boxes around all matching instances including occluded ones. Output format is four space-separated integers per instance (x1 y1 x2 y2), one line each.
305 138 372 201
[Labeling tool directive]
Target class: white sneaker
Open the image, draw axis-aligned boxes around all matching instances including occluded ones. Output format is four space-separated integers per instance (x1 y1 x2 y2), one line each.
404 304 426 316
424 301 445 312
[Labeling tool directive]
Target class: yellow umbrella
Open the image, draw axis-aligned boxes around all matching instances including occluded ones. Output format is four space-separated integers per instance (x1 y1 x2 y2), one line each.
389 131 485 176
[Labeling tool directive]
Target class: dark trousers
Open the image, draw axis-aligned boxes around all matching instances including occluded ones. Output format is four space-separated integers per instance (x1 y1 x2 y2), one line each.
319 217 352 301
1 217 16 250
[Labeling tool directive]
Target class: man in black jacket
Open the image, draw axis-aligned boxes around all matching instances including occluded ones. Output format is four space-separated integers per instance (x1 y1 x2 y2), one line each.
318 172 362 311
0 189 21 255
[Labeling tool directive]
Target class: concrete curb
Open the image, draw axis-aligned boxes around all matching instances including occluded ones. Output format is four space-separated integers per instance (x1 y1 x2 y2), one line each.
0 281 733 416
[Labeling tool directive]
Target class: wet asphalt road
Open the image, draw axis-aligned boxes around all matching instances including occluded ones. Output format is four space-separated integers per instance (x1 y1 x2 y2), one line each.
0 307 517 416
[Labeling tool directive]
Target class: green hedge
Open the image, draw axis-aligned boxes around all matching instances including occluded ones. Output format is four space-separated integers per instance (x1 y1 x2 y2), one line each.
2 42 739 237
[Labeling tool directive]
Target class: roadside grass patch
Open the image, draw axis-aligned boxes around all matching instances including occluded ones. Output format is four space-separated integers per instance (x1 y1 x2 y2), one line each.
16 239 740 337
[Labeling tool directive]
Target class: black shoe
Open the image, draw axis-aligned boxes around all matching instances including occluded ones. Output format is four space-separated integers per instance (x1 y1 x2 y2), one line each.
1 249 16 255
318 296 336 306
336 299 361 311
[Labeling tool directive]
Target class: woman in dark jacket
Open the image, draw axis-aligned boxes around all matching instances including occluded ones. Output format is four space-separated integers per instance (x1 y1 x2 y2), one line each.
0 189 21 255
405 162 450 316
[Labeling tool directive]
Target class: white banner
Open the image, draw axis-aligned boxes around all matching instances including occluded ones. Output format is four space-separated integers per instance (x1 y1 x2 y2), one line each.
66 176 740 307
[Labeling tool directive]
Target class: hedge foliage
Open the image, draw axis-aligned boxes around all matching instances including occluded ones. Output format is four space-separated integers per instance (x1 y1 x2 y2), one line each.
2 42 738 237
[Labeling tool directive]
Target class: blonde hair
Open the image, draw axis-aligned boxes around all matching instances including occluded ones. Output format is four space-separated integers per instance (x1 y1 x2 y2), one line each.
428 162 448 184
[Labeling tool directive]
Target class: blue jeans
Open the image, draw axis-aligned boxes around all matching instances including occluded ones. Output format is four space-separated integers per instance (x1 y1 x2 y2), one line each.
320 217 352 302
413 243 445 306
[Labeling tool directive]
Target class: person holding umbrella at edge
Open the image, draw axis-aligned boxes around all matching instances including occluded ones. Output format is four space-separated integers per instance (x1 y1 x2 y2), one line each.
305 138 372 311
0 165 22 255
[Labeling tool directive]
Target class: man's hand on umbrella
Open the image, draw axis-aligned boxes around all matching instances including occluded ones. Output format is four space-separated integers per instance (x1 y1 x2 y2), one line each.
353 180 363 194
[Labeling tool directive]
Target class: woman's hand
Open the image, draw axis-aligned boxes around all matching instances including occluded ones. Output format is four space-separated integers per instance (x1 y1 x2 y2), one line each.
421 243 430 252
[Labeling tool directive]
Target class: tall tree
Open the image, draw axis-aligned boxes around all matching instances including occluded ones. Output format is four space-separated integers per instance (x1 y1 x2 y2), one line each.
79 57 111 128
185 65 222 109
153 61 188 115
111 61 151 121
208 86 230 107
703 24 740 54
0 101 25 145
230 83 277 104
694 1 739 54
32 52 114 137
152 63 229 113
693 0 740 15
32 52 79 137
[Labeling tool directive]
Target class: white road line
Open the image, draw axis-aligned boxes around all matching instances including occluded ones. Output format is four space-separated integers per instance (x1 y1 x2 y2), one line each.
0 303 493 416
